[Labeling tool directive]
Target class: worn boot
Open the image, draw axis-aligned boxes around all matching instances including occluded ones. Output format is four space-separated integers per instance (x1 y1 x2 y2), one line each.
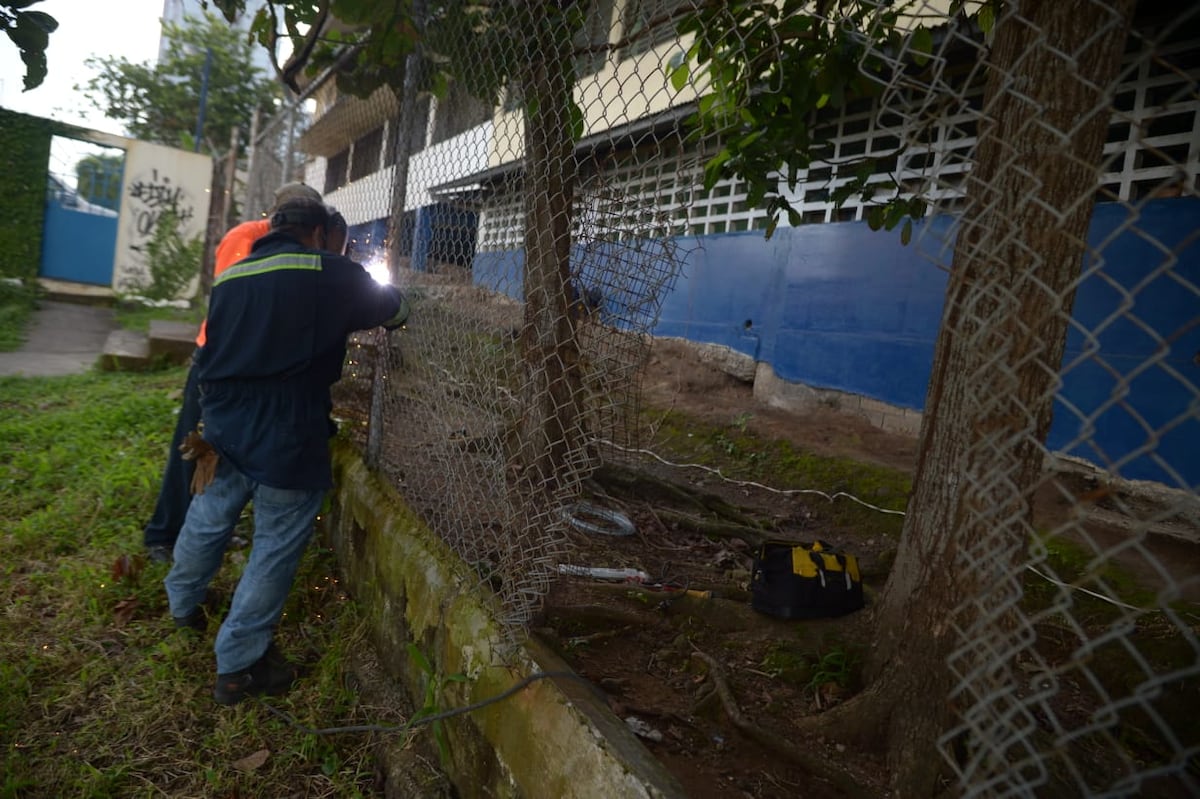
212 642 300 705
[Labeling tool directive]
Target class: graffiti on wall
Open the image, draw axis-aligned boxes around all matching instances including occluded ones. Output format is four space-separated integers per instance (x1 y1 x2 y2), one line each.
110 139 211 296
115 167 199 292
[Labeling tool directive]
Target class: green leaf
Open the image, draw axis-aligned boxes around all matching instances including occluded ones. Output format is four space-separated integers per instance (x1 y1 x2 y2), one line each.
669 61 690 92
6 11 54 91
978 5 996 35
738 129 764 150
211 0 243 23
568 99 585 142
831 182 859 206
9 14 49 51
20 10 57 33
406 643 433 676
866 206 885 231
910 28 933 66
433 719 451 763
700 146 734 189
883 201 905 230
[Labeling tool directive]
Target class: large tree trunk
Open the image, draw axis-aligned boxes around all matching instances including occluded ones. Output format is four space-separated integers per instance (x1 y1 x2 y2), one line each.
834 2 1137 794
516 5 588 495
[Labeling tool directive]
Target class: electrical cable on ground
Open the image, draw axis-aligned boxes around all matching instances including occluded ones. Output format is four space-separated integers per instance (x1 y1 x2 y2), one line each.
256 670 592 736
1023 565 1156 612
597 438 907 517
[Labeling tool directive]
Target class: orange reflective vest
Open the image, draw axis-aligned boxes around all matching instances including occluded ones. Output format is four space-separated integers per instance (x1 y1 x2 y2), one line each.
195 219 271 347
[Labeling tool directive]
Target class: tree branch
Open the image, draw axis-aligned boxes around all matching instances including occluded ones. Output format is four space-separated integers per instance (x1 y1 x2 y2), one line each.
279 0 331 93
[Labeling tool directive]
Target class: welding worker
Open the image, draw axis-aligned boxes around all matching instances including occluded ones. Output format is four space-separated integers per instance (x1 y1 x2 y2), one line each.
142 183 332 563
163 197 409 705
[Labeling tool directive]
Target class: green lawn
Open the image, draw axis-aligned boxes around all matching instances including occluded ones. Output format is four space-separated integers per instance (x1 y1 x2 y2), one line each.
0 369 402 798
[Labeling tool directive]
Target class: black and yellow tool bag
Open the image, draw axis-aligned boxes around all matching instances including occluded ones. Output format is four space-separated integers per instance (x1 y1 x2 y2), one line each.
750 540 864 619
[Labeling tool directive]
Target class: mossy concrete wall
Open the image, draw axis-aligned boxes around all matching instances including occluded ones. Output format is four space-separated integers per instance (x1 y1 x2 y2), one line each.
327 439 688 799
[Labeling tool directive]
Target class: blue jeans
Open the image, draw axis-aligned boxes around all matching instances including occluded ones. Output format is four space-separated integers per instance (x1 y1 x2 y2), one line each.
163 458 325 674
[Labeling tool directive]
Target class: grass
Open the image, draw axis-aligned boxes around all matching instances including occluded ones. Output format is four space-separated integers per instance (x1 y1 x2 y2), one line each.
647 408 911 538
113 301 205 334
0 368 409 798
0 281 38 352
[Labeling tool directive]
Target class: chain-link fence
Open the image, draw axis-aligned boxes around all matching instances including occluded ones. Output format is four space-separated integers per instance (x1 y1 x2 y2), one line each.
243 100 311 220
870 2 1198 796
248 1 1197 795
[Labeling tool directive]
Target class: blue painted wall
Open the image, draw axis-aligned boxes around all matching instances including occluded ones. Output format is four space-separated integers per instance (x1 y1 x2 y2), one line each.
654 218 955 410
475 248 523 300
473 198 1199 487
1050 200 1200 486
411 204 478 271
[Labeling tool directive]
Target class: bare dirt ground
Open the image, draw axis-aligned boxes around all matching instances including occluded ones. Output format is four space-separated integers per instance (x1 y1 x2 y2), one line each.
534 338 1200 798
640 339 919 474
535 341 913 798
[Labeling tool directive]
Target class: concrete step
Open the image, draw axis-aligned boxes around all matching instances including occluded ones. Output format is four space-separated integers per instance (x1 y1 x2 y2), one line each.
148 319 198 365
98 319 197 371
98 329 151 371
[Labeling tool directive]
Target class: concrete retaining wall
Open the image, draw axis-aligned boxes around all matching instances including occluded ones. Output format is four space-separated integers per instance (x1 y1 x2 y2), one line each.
326 439 688 799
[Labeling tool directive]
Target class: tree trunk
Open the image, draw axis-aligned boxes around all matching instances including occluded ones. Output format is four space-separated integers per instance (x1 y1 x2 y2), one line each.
516 5 587 495
855 2 1136 794
200 155 223 301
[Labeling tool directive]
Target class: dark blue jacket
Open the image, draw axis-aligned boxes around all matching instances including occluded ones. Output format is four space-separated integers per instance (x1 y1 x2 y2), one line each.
194 231 405 489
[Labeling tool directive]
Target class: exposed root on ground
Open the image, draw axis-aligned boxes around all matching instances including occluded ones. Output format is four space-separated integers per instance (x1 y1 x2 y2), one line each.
546 603 667 630
690 651 875 799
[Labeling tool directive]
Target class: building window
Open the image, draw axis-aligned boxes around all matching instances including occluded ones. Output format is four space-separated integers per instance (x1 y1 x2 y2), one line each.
620 0 687 60
429 82 493 146
325 148 349 194
350 127 384 182
575 0 616 78
503 81 523 114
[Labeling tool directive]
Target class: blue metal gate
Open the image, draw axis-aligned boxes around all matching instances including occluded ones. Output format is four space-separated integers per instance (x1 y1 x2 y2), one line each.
38 166 122 287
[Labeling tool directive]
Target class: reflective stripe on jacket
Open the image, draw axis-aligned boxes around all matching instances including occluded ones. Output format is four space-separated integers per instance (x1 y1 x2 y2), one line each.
194 231 403 489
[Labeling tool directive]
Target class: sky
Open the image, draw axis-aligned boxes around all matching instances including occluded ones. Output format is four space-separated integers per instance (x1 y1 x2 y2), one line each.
0 0 167 134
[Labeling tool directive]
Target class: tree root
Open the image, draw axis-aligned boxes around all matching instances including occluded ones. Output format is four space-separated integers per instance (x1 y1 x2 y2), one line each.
545 603 666 630
579 581 752 604
639 502 703 551
690 651 875 799
564 626 630 647
652 508 770 544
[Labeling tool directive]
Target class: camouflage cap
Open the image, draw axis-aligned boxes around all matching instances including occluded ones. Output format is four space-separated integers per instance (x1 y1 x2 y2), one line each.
270 197 328 231
272 182 323 208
